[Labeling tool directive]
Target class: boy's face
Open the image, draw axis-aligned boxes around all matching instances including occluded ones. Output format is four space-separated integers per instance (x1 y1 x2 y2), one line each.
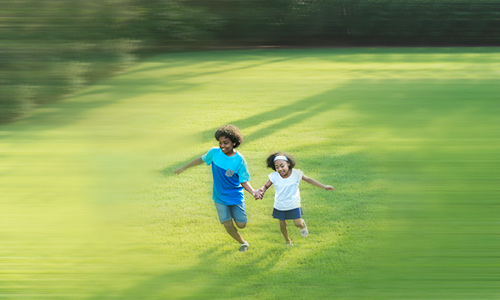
274 159 291 178
218 136 236 155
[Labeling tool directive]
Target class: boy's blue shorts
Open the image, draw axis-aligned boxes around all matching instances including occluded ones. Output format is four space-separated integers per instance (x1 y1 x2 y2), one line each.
214 201 247 224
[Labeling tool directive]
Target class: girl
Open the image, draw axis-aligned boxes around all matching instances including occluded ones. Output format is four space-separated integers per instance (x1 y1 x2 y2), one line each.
258 152 334 245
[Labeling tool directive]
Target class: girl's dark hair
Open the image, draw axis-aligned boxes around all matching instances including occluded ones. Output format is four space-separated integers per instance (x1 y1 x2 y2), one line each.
266 152 296 170
214 124 243 148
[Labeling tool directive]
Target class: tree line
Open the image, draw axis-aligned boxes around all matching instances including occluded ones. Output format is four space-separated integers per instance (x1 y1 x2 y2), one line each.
2 0 499 122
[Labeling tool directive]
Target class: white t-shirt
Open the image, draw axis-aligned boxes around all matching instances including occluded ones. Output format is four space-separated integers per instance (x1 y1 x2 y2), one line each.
269 169 304 211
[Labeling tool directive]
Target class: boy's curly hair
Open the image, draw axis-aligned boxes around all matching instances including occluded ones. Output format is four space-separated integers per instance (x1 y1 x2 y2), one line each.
214 124 243 148
266 152 296 171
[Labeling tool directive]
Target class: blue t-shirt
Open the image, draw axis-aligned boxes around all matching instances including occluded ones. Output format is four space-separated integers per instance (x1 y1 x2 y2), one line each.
202 147 250 205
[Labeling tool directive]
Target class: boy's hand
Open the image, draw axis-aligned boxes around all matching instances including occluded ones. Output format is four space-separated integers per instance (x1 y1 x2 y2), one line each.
324 185 334 191
174 168 184 175
252 189 263 200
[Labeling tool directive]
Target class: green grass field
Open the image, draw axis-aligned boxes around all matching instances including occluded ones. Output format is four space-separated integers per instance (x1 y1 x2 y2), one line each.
1 48 499 299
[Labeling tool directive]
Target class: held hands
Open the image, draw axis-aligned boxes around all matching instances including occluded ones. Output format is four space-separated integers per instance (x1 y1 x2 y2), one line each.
252 188 266 200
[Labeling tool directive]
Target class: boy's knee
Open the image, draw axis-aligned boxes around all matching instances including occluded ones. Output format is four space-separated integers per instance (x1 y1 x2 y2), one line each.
235 222 246 229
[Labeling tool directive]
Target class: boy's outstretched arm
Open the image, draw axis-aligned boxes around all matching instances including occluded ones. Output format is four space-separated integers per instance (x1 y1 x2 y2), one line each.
174 157 204 175
302 175 334 191
241 181 262 200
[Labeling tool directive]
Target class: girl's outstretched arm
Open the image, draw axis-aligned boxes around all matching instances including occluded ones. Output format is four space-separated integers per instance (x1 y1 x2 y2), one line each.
174 157 204 175
258 180 273 199
302 175 334 191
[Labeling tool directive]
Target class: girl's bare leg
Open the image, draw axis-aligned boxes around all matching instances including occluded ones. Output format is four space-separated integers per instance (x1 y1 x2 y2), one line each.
293 218 305 229
293 218 308 237
279 220 292 244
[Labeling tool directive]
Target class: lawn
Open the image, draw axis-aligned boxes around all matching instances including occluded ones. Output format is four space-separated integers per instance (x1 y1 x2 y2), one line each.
1 48 499 299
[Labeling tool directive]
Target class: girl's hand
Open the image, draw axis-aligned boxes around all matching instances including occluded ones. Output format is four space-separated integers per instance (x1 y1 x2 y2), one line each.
259 187 267 198
253 189 264 200
324 185 334 191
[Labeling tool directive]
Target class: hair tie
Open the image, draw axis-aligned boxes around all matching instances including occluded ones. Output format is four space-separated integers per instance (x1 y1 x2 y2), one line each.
273 155 288 162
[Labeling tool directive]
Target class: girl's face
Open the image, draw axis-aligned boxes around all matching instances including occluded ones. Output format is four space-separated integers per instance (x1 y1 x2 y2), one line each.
274 159 291 178
218 136 236 156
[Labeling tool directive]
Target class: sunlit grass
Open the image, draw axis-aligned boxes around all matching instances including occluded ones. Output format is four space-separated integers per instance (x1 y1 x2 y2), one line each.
1 48 499 299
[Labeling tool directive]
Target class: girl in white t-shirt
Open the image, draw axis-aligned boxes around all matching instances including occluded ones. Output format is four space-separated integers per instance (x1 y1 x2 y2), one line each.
258 152 334 245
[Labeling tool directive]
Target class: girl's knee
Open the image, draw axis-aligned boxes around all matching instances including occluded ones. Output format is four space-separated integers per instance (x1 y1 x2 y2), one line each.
293 219 303 228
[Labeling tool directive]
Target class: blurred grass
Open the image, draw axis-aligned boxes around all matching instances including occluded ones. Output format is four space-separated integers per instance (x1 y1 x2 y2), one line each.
1 48 499 299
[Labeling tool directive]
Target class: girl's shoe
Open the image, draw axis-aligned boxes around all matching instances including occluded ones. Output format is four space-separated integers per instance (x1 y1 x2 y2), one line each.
300 222 308 237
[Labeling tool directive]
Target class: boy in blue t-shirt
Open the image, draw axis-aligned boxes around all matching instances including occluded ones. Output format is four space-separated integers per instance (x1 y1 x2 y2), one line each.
174 125 262 252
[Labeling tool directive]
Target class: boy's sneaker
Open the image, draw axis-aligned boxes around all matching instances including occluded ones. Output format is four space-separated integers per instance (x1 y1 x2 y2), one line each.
239 241 249 252
300 222 309 237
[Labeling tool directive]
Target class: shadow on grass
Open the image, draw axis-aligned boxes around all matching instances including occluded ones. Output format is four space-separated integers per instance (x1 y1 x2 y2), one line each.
161 87 348 178
161 77 500 182
123 50 293 76
88 245 289 300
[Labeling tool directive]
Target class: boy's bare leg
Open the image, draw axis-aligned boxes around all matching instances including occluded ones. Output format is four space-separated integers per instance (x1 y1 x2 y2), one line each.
279 220 292 244
235 222 246 229
222 220 245 244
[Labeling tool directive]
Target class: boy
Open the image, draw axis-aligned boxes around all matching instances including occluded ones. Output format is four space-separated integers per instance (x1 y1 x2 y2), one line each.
174 125 262 252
